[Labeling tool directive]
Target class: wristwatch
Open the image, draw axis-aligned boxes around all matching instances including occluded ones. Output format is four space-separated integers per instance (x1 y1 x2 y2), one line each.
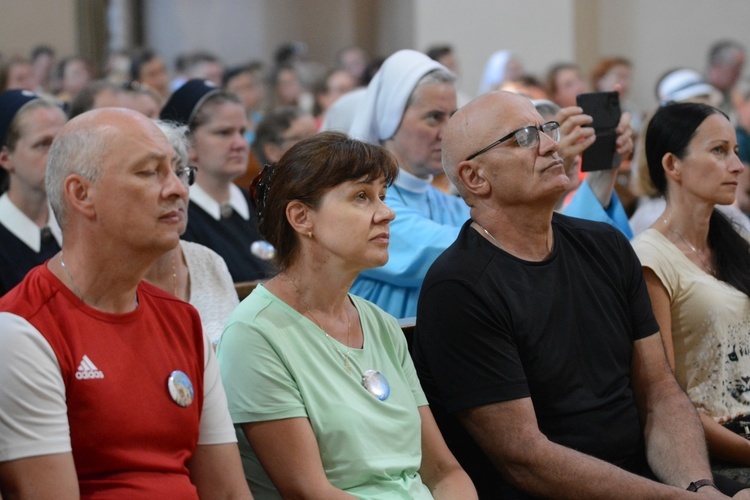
687 479 716 492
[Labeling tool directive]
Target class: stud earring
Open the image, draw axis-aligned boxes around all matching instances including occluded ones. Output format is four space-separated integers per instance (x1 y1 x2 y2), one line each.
308 231 313 238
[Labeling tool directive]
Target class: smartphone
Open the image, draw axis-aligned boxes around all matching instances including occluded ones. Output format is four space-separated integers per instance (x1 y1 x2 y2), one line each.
576 91 622 172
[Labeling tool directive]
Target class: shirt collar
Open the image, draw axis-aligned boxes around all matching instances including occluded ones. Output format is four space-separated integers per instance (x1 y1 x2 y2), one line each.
189 183 250 221
0 193 62 251
393 168 434 193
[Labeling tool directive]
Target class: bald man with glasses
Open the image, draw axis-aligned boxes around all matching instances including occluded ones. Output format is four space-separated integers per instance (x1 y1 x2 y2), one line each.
413 91 749 498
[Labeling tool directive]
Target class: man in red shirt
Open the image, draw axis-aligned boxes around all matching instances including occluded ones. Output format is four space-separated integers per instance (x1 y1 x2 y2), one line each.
0 108 251 499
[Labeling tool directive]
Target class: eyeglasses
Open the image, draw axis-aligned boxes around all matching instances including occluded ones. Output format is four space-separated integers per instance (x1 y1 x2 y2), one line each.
175 166 198 186
465 121 561 161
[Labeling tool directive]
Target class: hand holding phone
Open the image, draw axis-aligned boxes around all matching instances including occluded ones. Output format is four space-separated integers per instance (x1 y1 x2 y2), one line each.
576 91 622 172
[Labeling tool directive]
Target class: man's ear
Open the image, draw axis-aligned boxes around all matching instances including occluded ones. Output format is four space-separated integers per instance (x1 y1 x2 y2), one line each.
285 199 313 237
457 161 490 196
64 174 96 219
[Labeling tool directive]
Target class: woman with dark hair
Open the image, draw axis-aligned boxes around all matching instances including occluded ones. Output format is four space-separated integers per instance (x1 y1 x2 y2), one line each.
160 79 271 282
217 131 476 499
632 102 750 479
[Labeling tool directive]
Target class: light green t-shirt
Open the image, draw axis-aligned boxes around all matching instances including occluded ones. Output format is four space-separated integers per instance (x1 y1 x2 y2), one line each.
217 285 431 500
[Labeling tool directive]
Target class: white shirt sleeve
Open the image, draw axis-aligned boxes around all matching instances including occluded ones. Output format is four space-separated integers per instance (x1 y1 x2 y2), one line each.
0 313 71 462
197 332 237 445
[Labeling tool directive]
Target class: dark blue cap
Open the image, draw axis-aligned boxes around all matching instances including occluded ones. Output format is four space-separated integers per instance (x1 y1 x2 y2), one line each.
0 89 40 147
159 79 220 126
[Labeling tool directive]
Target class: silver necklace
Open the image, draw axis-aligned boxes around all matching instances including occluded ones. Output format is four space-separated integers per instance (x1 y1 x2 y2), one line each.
60 253 84 301
282 273 353 373
474 221 497 242
662 218 715 276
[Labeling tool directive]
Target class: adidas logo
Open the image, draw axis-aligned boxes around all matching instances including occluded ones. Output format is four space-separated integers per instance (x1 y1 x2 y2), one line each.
75 355 105 380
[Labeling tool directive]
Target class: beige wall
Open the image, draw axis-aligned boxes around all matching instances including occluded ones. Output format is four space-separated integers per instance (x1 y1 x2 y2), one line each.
3 0 750 114
413 0 576 98
0 0 77 59
596 0 750 111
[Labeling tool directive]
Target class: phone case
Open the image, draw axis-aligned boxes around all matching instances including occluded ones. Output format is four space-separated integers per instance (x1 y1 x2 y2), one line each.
576 91 622 172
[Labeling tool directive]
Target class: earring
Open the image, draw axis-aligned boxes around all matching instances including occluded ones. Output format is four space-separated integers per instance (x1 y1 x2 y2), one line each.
308 231 313 239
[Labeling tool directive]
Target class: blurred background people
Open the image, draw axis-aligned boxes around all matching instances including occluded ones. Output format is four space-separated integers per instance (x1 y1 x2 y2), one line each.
160 79 272 282
55 55 92 107
251 106 317 168
546 62 587 108
706 39 746 123
129 48 170 100
30 45 56 95
335 45 370 87
477 49 523 96
591 56 644 133
0 90 66 295
311 68 356 129
0 56 34 92
223 62 267 145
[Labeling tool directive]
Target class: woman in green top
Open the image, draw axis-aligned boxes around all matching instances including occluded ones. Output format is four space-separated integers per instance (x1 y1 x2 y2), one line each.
218 131 476 499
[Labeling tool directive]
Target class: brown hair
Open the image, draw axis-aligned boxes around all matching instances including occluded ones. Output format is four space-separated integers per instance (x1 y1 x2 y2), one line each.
590 57 631 90
545 63 579 98
253 131 398 270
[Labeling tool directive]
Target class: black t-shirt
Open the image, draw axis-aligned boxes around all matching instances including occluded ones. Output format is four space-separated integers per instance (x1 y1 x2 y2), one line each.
181 197 271 282
413 214 659 498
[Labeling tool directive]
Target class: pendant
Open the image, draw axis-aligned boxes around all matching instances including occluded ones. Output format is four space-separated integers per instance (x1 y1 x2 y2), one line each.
362 370 390 401
167 370 194 407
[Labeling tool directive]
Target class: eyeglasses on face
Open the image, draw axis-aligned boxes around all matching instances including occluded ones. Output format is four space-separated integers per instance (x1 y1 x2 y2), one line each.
465 121 561 161
175 166 198 186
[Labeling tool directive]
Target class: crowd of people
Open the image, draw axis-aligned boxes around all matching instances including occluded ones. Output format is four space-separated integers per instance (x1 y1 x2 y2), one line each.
1 36 750 498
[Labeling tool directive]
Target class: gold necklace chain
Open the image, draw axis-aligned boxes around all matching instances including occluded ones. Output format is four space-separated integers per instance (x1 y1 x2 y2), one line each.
281 273 353 373
662 218 716 276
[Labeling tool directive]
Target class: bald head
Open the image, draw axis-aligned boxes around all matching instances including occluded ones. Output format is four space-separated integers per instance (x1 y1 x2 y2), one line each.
46 108 167 228
442 91 539 183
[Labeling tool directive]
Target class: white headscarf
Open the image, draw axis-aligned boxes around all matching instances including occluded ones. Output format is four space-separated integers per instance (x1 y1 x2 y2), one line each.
348 49 448 144
478 50 516 96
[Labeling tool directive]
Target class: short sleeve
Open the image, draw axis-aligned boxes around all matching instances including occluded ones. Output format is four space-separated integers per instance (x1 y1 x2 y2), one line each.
197 333 237 445
632 233 679 301
218 318 307 424
0 313 71 461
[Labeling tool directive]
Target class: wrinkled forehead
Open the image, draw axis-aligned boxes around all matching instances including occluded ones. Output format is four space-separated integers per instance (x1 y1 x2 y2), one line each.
472 93 541 142
445 91 537 161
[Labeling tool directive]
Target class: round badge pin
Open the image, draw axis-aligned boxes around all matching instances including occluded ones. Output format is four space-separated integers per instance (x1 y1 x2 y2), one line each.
362 370 390 401
167 370 194 407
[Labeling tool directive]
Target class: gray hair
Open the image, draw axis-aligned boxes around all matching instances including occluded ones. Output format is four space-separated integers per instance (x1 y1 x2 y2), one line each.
45 124 108 229
153 120 190 168
406 68 456 108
